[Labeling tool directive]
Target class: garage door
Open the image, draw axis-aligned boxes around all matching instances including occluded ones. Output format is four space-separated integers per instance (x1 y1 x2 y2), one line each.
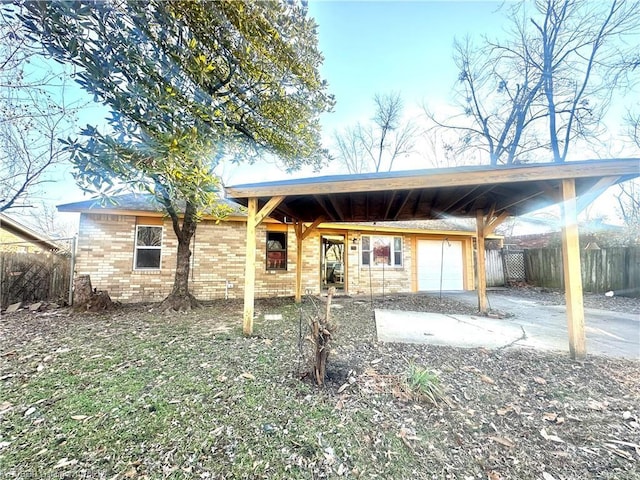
417 239 464 291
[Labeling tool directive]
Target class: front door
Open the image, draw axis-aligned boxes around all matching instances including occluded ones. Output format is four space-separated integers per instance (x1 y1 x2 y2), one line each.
321 235 345 290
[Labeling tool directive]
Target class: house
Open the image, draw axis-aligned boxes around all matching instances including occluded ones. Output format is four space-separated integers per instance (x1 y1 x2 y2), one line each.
57 194 494 303
0 213 61 252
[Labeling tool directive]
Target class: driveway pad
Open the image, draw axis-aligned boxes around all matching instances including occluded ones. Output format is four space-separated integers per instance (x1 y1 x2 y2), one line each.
375 309 526 349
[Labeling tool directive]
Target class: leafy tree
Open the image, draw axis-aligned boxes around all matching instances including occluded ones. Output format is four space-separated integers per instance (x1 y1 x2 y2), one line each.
0 6 77 213
430 0 640 165
333 93 416 173
20 0 333 310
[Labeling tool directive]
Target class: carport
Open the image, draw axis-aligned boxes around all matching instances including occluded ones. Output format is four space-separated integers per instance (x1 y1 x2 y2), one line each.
225 158 640 360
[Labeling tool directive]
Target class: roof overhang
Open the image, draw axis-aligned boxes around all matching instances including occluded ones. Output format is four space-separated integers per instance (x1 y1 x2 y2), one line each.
0 213 61 251
225 159 640 223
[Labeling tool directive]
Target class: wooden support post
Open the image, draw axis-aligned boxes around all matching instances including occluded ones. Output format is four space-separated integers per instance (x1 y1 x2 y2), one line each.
293 217 324 303
294 221 303 303
476 209 489 314
242 196 285 335
243 198 258 335
561 178 586 360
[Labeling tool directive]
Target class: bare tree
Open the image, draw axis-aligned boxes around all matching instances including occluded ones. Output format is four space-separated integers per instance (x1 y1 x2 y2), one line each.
0 6 78 212
427 33 546 166
28 203 75 239
530 0 639 162
333 124 368 174
333 93 417 173
430 0 640 165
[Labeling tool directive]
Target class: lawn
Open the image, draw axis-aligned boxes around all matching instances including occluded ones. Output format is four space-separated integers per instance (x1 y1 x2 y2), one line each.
1 295 639 479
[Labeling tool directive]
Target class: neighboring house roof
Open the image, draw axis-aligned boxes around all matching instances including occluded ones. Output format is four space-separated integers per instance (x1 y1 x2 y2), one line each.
0 213 61 251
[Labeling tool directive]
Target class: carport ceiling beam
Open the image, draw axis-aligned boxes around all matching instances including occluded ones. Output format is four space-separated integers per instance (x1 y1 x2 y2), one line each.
392 189 415 220
327 195 346 221
383 191 397 220
441 186 484 214
313 195 337 221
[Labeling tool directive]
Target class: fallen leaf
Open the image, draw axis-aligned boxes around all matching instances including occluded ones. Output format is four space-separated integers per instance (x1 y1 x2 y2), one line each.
489 436 515 448
71 415 90 421
124 467 137 478
543 412 558 422
588 400 607 411
240 372 255 380
540 428 564 443
487 470 502 480
533 376 547 385
0 401 12 414
54 458 78 469
542 472 558 480
337 382 350 394
24 407 36 417
496 406 511 416
480 375 495 385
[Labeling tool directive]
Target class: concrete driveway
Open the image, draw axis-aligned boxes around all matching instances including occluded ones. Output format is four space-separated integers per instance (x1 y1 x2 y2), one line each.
375 290 640 359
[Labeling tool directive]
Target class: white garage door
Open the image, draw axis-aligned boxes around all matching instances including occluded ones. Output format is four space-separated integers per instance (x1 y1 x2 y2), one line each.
417 239 464 291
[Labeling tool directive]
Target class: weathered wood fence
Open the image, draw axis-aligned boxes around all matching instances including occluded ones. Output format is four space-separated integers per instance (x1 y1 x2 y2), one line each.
0 251 72 308
524 247 640 296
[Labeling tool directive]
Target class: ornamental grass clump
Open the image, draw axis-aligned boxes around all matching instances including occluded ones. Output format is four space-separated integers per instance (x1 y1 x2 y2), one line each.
404 363 449 406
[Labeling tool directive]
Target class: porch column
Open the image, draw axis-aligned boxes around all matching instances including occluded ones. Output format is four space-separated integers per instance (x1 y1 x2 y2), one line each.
476 208 509 314
293 217 324 303
560 178 586 360
243 198 258 335
476 209 489 313
242 195 285 335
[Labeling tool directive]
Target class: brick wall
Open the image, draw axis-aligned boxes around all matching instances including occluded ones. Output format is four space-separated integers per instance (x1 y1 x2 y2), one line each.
76 213 470 303
76 213 327 302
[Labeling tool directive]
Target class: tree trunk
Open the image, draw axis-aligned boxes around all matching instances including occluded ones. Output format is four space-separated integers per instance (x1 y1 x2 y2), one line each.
73 274 115 312
159 200 200 311
74 274 93 307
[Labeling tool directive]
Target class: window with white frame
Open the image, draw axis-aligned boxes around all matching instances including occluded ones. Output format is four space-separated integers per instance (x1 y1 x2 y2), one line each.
361 235 403 267
134 225 162 269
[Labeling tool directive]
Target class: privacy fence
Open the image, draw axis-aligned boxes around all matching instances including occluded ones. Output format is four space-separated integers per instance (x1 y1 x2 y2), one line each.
484 246 639 297
0 240 75 309
523 247 640 296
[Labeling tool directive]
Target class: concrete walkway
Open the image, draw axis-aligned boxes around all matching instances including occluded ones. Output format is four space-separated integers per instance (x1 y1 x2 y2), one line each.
375 291 640 359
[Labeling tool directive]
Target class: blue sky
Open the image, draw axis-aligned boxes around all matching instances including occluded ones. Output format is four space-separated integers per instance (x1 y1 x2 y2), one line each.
307 1 503 127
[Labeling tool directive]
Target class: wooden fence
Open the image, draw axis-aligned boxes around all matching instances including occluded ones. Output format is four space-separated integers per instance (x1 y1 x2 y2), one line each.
0 251 72 308
524 247 640 296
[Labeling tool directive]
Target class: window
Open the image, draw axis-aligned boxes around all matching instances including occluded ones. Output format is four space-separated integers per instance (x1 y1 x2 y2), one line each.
361 235 403 267
266 232 287 270
134 225 162 269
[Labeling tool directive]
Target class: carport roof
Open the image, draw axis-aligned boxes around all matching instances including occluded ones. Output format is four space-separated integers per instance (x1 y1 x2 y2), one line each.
225 158 640 223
